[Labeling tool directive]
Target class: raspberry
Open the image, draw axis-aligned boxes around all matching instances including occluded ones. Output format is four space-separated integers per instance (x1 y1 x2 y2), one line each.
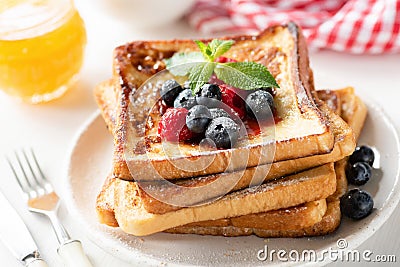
158 108 194 142
215 56 237 63
219 84 246 119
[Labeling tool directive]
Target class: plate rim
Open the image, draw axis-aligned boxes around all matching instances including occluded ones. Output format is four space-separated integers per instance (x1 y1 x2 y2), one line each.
62 99 400 266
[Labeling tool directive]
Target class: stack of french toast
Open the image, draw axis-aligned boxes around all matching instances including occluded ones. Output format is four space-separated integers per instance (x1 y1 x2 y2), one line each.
94 22 367 237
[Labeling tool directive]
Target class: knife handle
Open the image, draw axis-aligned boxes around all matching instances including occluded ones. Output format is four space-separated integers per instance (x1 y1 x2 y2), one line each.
27 259 48 267
57 240 93 267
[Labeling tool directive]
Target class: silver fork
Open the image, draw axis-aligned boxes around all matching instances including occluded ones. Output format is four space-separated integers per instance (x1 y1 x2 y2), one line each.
7 149 93 267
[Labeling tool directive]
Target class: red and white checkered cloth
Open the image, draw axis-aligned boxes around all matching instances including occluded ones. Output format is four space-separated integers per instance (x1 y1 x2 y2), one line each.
186 0 400 54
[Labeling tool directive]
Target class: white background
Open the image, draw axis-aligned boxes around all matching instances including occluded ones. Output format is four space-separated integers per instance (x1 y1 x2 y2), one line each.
0 1 399 266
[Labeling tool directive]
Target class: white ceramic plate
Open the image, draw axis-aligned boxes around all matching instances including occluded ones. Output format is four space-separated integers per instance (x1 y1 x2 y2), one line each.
63 100 400 266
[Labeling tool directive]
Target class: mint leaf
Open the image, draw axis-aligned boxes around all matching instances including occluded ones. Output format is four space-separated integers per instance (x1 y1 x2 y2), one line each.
209 39 234 60
214 62 279 90
188 62 216 94
194 41 213 61
195 39 234 62
164 52 205 76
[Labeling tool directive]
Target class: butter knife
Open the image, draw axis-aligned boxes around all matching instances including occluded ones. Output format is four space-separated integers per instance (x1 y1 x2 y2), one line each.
0 191 48 267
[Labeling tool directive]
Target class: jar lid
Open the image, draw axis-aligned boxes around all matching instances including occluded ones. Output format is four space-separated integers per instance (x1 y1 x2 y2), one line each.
0 0 73 40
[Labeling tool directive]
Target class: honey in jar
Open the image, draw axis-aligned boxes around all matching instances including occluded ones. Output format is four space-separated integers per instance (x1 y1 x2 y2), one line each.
0 0 86 103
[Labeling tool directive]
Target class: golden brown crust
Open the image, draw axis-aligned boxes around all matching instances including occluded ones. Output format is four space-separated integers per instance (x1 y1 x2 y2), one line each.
328 159 348 202
94 80 117 135
317 90 342 115
95 175 119 227
336 87 367 140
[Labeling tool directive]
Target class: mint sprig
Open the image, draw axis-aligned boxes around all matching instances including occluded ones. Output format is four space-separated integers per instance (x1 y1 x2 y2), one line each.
214 62 279 89
164 39 279 94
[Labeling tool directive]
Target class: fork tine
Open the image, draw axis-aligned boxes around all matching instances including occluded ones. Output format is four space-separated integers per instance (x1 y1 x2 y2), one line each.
6 156 27 194
14 150 34 189
29 148 48 182
22 148 42 186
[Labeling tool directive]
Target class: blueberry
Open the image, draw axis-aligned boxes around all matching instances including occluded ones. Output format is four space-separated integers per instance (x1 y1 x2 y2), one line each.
349 146 375 166
174 89 197 109
160 79 183 106
209 108 231 119
346 162 372 185
205 117 239 149
340 189 374 220
245 90 274 120
186 105 212 134
196 83 222 108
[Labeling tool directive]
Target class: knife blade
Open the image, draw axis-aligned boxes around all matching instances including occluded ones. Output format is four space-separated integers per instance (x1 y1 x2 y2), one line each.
0 191 48 266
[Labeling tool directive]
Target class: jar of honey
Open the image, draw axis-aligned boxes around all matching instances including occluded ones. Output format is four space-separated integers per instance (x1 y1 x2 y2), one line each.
0 0 86 103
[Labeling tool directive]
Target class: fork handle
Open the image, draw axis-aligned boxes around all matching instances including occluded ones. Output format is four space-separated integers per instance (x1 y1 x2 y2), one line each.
57 240 93 267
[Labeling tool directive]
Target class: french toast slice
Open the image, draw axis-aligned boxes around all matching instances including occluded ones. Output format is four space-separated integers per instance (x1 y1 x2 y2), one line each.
110 22 335 180
95 79 116 135
113 163 336 236
95 88 367 237
336 87 367 140
96 174 327 230
95 81 355 214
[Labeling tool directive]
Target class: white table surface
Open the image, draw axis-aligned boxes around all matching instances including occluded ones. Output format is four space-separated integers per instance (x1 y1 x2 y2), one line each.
0 2 399 266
